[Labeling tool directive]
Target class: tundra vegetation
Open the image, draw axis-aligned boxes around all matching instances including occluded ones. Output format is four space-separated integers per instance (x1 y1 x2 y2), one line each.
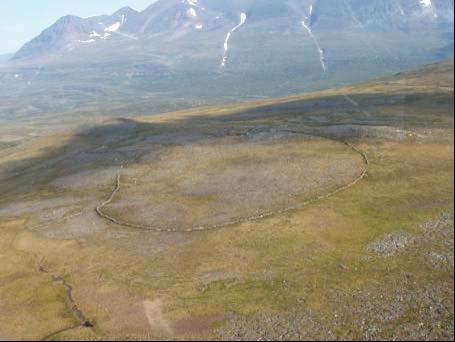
0 60 453 340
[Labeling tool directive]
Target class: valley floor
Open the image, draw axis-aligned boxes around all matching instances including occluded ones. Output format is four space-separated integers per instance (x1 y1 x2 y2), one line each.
0 60 453 340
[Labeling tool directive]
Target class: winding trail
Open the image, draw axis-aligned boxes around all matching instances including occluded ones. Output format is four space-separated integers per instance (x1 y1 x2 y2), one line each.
38 263 93 341
95 136 369 233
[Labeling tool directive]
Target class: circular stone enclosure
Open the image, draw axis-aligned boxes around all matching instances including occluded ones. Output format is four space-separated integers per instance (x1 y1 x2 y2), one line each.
101 135 364 231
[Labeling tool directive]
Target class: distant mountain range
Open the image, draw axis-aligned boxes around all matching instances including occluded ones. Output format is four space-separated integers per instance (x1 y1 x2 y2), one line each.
12 0 455 63
1 0 453 123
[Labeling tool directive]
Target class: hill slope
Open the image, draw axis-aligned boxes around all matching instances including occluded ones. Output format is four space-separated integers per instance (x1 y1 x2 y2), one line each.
0 0 453 123
0 59 453 341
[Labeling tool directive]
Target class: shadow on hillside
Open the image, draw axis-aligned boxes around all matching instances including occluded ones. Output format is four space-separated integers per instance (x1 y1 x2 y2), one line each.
0 91 452 203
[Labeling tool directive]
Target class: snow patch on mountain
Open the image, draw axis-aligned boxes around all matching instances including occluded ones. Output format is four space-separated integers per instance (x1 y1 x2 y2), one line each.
221 12 247 67
77 39 95 43
183 0 205 11
420 0 432 8
187 8 197 17
301 17 327 72
105 21 121 33
100 16 127 39
184 0 198 6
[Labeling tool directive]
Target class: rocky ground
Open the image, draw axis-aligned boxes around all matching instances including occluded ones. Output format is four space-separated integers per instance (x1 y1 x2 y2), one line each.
217 212 454 341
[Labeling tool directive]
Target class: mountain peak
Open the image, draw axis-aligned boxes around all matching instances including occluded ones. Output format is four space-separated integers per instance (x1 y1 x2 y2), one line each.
114 6 139 15
57 15 84 23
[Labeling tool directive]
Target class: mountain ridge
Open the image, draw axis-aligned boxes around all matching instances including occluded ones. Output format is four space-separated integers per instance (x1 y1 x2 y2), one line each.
12 0 454 62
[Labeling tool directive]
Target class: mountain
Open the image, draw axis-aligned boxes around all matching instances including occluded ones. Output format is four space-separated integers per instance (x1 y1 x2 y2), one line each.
13 7 139 61
12 0 454 62
1 0 453 124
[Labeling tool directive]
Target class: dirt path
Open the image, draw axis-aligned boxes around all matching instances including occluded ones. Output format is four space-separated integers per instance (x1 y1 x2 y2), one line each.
95 137 369 233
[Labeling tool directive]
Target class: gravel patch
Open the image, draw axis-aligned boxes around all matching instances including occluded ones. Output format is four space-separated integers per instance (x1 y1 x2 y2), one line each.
421 212 454 236
367 231 412 256
336 281 454 341
426 251 453 270
216 311 326 341
217 212 454 341
421 211 454 270
216 279 454 341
